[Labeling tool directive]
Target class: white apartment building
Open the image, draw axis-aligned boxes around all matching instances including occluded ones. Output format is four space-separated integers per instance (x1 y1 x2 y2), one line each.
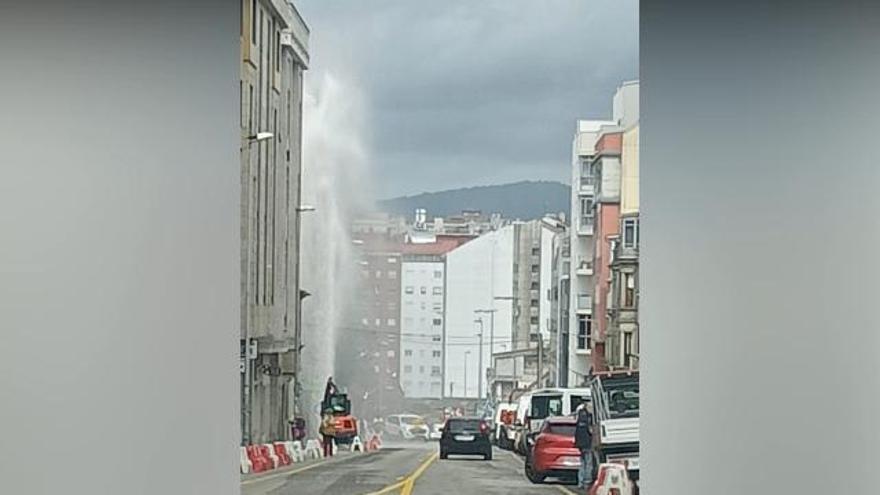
444 226 515 399
399 259 446 398
566 81 639 386
567 119 613 386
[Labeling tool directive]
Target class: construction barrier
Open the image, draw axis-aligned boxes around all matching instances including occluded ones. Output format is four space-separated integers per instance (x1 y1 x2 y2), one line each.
240 447 253 474
273 442 293 466
245 445 272 473
349 436 364 452
289 441 305 463
261 444 280 469
588 463 635 495
304 438 323 460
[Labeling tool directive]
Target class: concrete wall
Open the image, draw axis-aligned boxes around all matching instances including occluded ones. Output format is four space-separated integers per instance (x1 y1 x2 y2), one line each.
400 260 445 398
444 227 514 398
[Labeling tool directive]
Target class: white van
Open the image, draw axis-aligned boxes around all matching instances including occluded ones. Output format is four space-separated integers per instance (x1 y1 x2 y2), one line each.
522 388 591 451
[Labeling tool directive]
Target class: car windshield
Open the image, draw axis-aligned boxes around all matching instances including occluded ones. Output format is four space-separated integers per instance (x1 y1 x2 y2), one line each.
606 385 639 417
447 419 481 432
400 416 425 426
546 423 576 437
531 395 564 419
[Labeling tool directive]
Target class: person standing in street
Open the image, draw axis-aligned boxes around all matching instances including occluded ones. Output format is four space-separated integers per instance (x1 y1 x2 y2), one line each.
574 402 594 489
319 410 336 457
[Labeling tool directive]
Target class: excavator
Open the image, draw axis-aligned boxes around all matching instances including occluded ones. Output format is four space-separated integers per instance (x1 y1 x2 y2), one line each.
321 377 358 445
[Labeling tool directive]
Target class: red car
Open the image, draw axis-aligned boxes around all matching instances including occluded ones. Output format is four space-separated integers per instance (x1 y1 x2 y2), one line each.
524 416 582 483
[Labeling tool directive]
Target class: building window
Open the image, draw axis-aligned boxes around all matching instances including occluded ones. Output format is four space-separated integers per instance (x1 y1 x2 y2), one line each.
577 315 592 350
388 257 398 264
581 197 594 219
432 351 441 358
531 247 540 256
530 316 539 325
375 319 381 327
405 286 414 294
433 318 442 326
624 273 636 307
420 287 427 295
404 365 413 373
361 318 369 326
432 287 442 295
251 0 257 39
432 335 442 342
531 281 540 290
388 270 397 279
387 318 397 327
375 270 382 278
623 218 639 248
530 299 539 307
405 350 413 357
419 366 425 374
431 366 441 376
433 270 442 279
624 331 634 367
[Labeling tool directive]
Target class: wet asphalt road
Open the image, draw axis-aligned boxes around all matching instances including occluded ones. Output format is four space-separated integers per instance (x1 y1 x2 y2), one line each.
241 440 582 495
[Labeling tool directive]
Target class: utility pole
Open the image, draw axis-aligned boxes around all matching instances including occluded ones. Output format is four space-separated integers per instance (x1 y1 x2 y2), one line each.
464 351 470 398
475 319 484 399
537 332 544 388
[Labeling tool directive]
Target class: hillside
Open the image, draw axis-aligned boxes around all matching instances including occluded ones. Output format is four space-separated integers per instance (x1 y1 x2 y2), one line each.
378 181 570 221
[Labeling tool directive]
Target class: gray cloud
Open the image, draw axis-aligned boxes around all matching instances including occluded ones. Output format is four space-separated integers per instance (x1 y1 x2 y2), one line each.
297 0 638 198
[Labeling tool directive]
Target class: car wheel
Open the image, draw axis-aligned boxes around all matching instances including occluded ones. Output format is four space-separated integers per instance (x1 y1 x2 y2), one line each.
524 457 544 484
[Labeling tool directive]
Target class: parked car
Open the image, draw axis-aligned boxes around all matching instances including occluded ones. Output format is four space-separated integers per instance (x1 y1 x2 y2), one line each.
439 417 493 460
385 414 430 440
524 416 581 484
521 387 591 455
427 421 443 441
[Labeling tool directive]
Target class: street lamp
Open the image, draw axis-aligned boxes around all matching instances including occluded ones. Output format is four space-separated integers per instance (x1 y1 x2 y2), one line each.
247 132 274 142
292 204 315 421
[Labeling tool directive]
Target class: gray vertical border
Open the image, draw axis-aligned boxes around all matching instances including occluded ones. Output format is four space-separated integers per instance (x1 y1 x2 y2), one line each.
0 1 240 494
642 1 880 494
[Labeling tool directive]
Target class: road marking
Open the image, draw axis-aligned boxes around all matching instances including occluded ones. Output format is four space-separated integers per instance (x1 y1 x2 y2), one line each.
505 451 580 495
400 452 438 495
366 451 438 495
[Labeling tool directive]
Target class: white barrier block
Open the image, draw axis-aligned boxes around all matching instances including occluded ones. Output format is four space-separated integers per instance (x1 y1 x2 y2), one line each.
290 441 305 463
240 447 252 474
350 436 364 452
304 439 323 460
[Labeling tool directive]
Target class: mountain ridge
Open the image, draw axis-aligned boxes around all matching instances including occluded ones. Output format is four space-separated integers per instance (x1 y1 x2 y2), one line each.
378 180 570 221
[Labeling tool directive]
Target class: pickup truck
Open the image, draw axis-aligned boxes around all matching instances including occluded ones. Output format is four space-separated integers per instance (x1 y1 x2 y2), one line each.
589 371 640 481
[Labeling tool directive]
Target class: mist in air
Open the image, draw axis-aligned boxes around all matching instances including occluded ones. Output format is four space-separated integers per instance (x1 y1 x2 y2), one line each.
299 73 374 420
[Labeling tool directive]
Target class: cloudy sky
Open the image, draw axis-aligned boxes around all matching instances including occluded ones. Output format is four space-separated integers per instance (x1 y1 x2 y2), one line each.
296 0 638 199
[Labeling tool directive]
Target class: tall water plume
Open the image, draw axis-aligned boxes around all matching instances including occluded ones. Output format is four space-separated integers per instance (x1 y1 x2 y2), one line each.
299 73 373 420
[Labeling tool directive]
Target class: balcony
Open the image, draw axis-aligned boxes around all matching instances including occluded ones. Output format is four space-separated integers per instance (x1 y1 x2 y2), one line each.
578 175 595 195
575 260 594 277
575 294 592 314
577 216 595 236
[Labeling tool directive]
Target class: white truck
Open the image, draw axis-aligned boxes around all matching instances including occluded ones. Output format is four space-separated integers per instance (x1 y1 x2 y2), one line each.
589 371 640 482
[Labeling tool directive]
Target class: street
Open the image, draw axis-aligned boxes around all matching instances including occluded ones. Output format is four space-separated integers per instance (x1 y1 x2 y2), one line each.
242 441 580 495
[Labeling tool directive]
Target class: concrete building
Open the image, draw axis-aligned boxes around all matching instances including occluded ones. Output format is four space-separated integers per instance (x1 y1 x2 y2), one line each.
344 233 406 418
567 119 612 386
398 236 468 398
240 0 309 444
550 221 571 387
607 122 640 370
590 131 623 372
444 226 515 399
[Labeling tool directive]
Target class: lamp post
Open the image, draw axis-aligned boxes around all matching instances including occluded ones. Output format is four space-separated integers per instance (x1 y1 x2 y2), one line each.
292 204 315 421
